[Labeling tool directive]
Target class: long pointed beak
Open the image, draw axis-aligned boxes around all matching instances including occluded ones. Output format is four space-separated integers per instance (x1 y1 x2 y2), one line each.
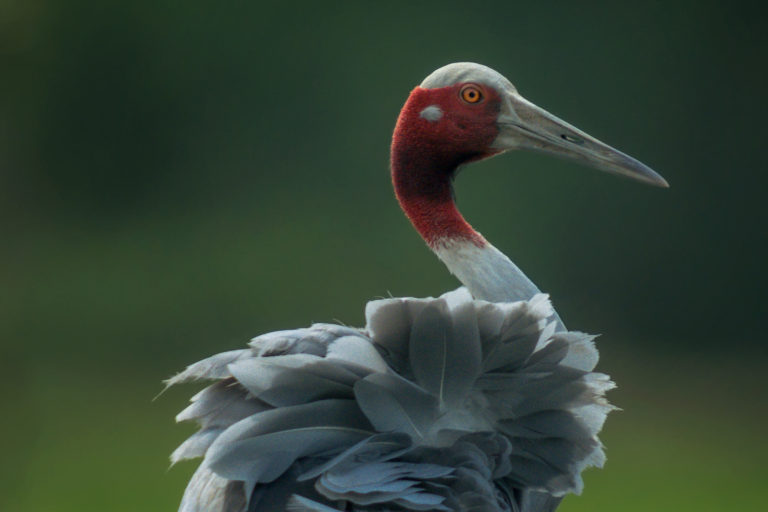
492 92 668 187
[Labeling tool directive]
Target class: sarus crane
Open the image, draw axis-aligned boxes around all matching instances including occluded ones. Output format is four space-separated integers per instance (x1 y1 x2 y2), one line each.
167 62 667 512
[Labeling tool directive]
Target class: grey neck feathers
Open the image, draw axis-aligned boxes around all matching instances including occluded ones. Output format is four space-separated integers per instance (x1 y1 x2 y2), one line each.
432 239 565 329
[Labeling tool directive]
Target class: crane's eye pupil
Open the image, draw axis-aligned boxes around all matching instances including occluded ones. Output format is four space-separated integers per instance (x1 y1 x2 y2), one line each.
460 85 483 104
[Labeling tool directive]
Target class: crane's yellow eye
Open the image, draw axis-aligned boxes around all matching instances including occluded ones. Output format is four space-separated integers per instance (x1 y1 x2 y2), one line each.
460 85 483 104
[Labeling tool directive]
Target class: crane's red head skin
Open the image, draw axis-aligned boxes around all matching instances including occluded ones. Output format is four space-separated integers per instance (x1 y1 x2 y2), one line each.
391 83 503 248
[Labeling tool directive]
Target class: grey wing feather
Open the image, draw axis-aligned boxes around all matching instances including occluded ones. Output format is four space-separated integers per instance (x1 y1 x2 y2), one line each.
172 428 224 464
247 461 331 512
229 359 356 408
518 490 562 512
167 350 251 387
409 299 482 408
179 465 246 512
176 379 269 428
353 374 439 443
285 495 344 512
250 325 365 357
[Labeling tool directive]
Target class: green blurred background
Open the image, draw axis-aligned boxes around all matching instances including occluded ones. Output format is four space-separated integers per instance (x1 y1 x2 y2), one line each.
2 1 766 510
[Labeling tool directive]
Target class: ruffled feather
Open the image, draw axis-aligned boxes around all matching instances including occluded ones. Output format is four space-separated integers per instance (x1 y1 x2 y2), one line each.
170 289 614 511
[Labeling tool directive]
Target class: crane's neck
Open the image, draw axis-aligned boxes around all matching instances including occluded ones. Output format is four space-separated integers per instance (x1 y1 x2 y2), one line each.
391 124 542 304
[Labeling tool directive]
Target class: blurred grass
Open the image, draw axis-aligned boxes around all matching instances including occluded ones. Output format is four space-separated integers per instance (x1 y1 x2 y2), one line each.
2 364 195 511
566 351 767 511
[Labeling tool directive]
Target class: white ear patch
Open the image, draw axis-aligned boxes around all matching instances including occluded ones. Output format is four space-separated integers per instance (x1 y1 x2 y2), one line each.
419 105 443 122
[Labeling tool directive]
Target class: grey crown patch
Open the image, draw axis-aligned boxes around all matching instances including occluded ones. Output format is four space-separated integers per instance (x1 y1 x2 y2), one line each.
420 62 518 94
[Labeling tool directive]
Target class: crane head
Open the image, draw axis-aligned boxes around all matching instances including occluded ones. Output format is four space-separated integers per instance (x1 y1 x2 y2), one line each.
395 62 668 188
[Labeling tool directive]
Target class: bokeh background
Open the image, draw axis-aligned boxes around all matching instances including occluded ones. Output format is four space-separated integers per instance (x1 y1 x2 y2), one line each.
2 1 766 510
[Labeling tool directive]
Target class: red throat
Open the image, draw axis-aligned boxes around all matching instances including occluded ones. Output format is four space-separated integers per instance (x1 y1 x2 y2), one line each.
390 86 501 248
